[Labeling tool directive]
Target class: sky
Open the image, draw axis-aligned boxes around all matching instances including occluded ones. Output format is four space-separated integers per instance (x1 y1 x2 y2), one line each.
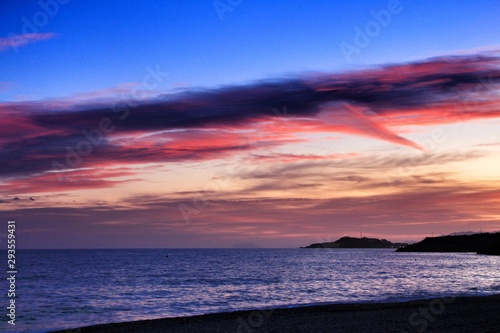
1 0 500 249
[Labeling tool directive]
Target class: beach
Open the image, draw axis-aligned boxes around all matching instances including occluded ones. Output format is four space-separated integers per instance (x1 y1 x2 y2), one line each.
51 294 500 333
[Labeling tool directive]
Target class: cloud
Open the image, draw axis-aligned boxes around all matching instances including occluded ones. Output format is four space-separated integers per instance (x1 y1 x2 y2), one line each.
241 150 484 180
0 167 140 195
0 33 57 52
325 103 425 150
3 184 500 248
0 52 499 184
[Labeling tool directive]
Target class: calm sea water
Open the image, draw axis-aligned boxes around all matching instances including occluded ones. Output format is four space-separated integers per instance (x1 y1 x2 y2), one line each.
1 248 500 332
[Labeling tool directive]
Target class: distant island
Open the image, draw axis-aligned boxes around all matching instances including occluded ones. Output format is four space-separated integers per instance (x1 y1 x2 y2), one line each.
396 232 500 255
302 236 408 249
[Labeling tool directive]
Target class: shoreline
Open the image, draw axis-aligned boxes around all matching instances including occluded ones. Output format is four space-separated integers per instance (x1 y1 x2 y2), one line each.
50 294 500 333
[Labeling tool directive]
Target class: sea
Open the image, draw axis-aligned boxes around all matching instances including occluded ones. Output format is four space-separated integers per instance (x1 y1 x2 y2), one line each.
1 248 500 333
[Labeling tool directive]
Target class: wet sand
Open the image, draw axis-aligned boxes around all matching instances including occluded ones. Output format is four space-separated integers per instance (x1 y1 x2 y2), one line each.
50 294 500 333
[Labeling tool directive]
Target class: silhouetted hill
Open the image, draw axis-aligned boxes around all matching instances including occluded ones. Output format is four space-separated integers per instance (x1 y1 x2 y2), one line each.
303 236 407 249
396 232 500 255
477 243 500 255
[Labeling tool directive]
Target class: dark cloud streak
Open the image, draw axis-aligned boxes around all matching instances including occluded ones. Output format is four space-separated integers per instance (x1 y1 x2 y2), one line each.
1 53 499 179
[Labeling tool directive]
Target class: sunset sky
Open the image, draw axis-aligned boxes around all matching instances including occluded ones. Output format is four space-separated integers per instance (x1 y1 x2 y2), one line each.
1 0 500 248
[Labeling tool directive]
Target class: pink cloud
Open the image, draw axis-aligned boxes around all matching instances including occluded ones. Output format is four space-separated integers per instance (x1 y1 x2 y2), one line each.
0 33 57 52
0 167 139 194
0 51 499 186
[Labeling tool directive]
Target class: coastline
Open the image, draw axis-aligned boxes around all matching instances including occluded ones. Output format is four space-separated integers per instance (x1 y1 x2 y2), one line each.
50 294 500 333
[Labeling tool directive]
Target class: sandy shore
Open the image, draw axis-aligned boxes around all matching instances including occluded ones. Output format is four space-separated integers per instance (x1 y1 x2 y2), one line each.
50 294 500 333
